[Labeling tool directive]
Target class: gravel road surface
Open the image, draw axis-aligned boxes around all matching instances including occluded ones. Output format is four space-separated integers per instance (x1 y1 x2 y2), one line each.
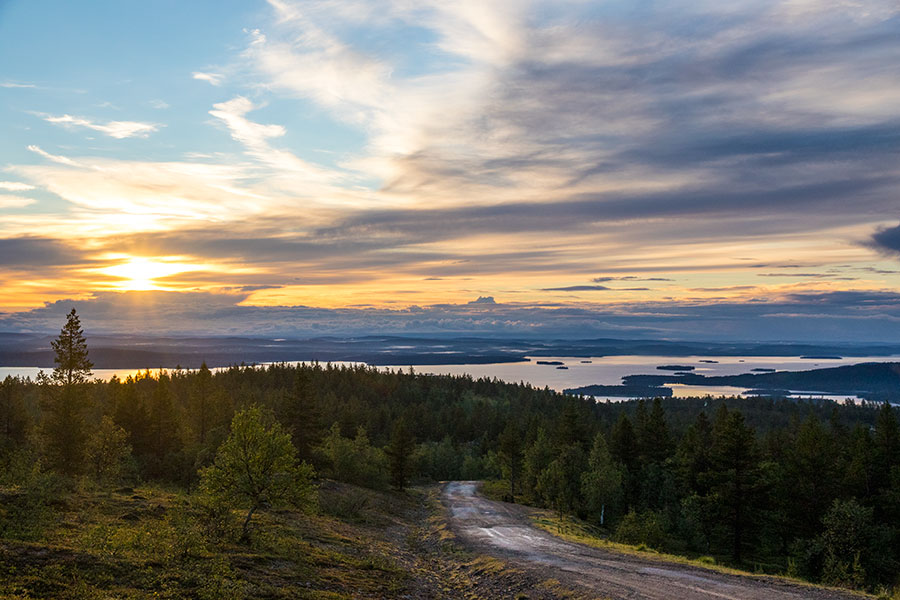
443 481 864 600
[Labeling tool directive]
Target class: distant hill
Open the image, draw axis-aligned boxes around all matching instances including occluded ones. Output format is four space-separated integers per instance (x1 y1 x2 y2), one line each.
1 333 899 369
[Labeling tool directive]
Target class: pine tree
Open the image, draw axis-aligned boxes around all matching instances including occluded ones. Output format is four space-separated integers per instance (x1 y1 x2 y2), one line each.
112 376 151 458
279 370 323 464
642 398 671 464
0 376 28 446
581 432 622 525
43 308 93 475
190 362 213 444
522 428 554 503
843 424 873 500
610 412 640 510
538 443 585 518
785 414 837 540
50 308 93 386
634 399 649 457
188 362 230 446
709 406 761 564
385 417 415 491
677 411 712 494
873 403 899 490
498 421 522 501
146 372 181 477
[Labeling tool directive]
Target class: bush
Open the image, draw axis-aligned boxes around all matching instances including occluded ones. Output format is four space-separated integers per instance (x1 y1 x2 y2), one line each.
613 510 666 550
193 493 239 545
167 500 208 561
316 424 388 489
0 471 67 541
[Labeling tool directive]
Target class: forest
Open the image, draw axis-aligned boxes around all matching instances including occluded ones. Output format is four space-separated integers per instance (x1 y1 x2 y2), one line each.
1 310 899 596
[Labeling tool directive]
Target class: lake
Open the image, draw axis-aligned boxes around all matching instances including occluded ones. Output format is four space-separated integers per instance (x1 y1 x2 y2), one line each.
382 354 900 401
4 354 898 401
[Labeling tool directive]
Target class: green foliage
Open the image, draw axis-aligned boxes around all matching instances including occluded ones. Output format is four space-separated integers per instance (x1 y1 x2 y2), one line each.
707 405 761 564
278 370 323 464
818 498 875 589
537 444 585 518
613 510 666 550
5 317 900 595
317 423 388 489
498 421 523 500
145 372 182 477
416 435 463 481
0 376 29 448
40 308 94 476
85 415 132 486
522 428 554 504
581 432 622 526
187 362 231 447
50 308 93 387
385 418 415 491
0 442 40 486
0 470 67 540
197 556 246 600
199 406 316 539
192 493 239 544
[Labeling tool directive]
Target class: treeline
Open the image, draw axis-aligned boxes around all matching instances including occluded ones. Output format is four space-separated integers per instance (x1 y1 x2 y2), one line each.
1 317 899 593
515 398 899 591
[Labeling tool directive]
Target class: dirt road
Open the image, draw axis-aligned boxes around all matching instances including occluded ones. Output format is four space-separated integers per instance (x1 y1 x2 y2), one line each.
443 481 863 600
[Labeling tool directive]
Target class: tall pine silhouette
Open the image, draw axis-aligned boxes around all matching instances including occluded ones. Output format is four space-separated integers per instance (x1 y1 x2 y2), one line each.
44 308 93 474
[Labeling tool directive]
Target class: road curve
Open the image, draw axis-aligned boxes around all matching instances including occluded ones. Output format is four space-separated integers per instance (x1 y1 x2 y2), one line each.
443 481 863 600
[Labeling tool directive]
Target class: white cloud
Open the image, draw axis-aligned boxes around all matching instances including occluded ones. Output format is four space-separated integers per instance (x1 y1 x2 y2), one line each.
0 181 35 192
192 71 224 86
27 145 80 166
15 159 264 223
0 195 36 208
1 82 36 88
149 99 170 109
208 97 352 194
41 114 160 139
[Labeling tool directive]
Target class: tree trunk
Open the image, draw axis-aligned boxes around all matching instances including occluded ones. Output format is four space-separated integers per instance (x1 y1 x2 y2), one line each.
241 504 258 541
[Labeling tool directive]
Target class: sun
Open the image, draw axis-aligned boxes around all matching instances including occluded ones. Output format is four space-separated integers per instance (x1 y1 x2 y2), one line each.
98 256 200 291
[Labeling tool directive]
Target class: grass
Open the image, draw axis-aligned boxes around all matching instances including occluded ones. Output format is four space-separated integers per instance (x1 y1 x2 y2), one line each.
0 482 419 599
0 480 588 599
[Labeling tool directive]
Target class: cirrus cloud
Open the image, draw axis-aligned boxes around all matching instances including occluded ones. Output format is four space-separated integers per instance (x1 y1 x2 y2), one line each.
41 113 160 139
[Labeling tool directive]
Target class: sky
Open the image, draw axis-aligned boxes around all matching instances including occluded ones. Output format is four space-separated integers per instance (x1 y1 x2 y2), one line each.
1 0 900 341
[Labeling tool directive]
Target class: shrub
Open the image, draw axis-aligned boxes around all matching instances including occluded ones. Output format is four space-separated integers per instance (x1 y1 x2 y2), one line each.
613 510 666 550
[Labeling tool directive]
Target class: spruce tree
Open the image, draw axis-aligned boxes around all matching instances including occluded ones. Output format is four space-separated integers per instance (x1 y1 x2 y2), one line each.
873 403 899 489
709 406 761 564
0 376 28 446
51 308 93 386
385 417 415 491
43 308 93 475
498 421 522 501
785 414 837 540
146 372 180 477
643 398 672 464
279 370 322 464
610 413 640 510
581 432 622 525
